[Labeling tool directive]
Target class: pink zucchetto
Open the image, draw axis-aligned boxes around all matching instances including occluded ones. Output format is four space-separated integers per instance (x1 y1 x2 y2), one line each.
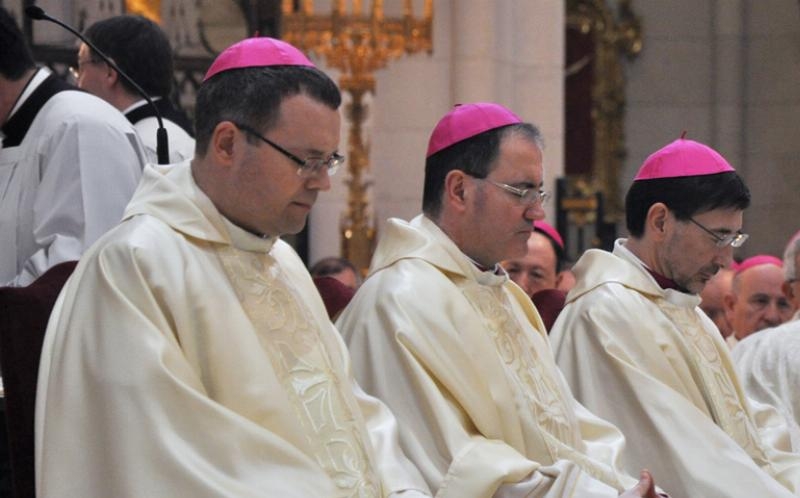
203 37 315 82
534 221 564 250
633 136 735 181
735 255 783 275
426 103 522 158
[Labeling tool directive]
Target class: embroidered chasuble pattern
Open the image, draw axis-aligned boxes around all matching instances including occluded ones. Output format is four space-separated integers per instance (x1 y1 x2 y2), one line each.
462 283 623 489
216 245 381 497
655 297 774 471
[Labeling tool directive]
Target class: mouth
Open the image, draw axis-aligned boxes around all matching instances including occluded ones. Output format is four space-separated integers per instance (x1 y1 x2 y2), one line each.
292 200 314 210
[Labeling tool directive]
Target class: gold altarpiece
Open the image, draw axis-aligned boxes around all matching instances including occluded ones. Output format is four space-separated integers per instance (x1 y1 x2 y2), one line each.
562 0 642 258
280 0 433 274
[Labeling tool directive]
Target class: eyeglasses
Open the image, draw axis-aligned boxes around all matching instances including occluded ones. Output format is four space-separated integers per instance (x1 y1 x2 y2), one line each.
688 217 749 248
479 178 550 206
68 57 103 81
233 122 344 178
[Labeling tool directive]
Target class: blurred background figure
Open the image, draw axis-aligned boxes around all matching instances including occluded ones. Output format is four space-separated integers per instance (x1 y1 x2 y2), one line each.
0 7 144 287
724 255 794 348
502 221 573 331
782 230 800 321
502 220 567 297
700 266 735 338
310 256 361 289
310 256 360 319
79 15 195 163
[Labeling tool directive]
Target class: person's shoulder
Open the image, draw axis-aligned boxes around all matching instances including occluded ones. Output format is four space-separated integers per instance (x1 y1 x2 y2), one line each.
89 214 185 266
737 320 800 357
47 90 135 130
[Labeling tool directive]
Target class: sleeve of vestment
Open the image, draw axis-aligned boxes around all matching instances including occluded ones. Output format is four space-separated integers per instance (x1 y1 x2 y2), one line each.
14 109 143 286
339 260 619 498
330 321 433 496
550 282 800 498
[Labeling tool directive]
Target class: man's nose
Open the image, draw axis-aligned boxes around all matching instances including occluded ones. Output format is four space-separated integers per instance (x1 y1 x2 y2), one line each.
524 202 545 222
762 301 784 325
307 167 331 191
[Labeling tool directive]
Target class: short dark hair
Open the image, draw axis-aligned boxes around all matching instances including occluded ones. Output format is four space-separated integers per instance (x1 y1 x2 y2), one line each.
422 123 543 217
309 257 358 278
625 171 751 237
83 15 174 98
194 65 341 156
0 7 35 80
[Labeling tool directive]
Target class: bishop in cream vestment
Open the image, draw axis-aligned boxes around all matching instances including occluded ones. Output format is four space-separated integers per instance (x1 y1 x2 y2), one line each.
550 240 800 498
35 161 429 497
338 215 640 498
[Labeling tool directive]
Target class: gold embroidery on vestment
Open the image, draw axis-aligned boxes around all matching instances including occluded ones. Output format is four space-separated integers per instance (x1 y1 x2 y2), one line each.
216 246 381 497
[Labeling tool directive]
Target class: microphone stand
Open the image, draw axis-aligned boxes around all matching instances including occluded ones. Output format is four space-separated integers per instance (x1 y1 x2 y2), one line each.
25 5 171 164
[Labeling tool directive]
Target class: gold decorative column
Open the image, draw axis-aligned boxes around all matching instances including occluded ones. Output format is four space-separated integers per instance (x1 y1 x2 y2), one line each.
281 0 433 273
566 0 641 223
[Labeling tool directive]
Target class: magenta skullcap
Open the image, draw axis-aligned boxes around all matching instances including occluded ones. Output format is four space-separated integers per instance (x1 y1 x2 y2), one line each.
634 137 735 181
426 102 522 158
534 221 564 250
735 255 782 275
203 37 315 82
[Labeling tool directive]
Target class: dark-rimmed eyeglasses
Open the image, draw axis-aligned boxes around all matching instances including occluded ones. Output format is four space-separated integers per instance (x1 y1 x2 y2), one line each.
233 122 344 178
478 178 550 206
688 217 749 248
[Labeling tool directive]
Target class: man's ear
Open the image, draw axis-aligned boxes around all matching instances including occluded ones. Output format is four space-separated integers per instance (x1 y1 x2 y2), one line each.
443 170 470 211
645 202 670 242
723 290 737 317
209 121 239 166
105 65 119 88
783 280 796 302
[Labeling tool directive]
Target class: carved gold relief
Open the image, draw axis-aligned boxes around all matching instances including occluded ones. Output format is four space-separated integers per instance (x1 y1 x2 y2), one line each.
565 0 641 224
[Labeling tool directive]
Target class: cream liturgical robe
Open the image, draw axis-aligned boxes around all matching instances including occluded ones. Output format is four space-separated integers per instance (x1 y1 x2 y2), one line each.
733 321 800 448
36 161 429 498
0 68 145 287
337 216 637 498
550 240 800 498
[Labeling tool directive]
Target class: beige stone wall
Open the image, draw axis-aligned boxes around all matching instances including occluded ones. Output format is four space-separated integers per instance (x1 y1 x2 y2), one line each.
622 0 800 257
309 0 566 263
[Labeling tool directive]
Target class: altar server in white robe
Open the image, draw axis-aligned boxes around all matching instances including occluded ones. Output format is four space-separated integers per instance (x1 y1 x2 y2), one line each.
0 7 145 287
550 136 800 498
36 37 430 498
338 102 665 498
79 15 195 163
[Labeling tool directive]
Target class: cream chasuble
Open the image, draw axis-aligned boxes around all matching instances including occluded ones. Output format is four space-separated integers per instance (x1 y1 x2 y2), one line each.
36 161 428 497
550 239 800 498
338 216 637 498
733 321 800 449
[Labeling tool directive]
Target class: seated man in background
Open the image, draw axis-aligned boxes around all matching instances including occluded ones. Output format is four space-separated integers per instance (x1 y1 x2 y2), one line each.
723 255 793 348
36 37 430 498
502 220 570 331
0 7 145 287
339 102 664 498
733 230 800 448
781 230 800 320
699 265 735 338
502 220 567 297
310 255 361 289
551 136 800 498
79 14 195 163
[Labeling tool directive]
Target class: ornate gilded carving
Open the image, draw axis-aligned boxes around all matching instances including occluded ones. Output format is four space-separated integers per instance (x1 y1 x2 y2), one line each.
566 0 641 224
281 1 433 273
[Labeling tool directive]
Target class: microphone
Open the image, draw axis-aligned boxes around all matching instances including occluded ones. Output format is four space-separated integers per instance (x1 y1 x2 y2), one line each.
26 5 170 164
